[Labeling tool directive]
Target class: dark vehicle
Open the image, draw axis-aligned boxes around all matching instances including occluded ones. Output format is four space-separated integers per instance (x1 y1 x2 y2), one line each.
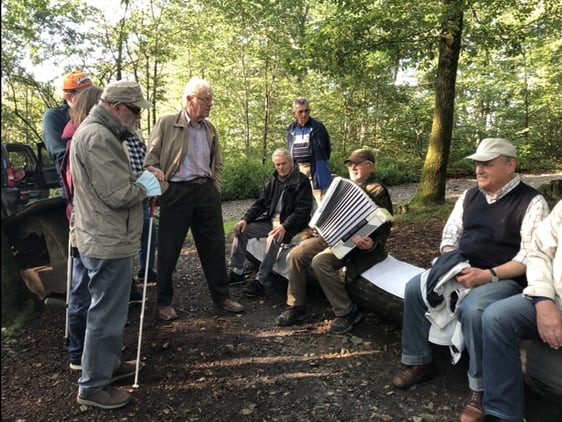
1 142 61 217
2 142 68 304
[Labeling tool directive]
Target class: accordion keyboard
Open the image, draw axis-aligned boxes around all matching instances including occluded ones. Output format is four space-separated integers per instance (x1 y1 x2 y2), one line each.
310 177 392 259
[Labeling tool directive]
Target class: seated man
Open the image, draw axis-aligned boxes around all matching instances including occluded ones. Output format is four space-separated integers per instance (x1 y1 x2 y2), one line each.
229 148 313 297
390 138 549 422
275 148 393 335
481 200 562 422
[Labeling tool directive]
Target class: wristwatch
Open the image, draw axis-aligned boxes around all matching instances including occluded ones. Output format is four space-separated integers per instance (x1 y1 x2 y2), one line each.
489 268 499 282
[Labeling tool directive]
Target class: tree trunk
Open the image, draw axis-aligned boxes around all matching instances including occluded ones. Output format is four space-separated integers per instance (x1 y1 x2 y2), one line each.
410 0 463 207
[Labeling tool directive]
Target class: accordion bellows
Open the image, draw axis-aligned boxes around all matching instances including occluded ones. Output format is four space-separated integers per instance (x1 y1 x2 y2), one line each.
310 177 393 259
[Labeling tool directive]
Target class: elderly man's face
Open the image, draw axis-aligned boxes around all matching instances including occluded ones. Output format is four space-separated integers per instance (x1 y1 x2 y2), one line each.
474 156 516 195
111 103 142 134
186 88 213 123
293 103 310 127
273 154 293 178
347 160 374 184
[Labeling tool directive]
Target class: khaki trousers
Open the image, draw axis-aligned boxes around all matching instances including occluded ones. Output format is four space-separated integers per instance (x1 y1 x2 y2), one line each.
297 162 327 206
287 236 353 316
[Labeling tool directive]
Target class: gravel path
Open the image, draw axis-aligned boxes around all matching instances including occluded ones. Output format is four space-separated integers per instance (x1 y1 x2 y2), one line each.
221 172 560 221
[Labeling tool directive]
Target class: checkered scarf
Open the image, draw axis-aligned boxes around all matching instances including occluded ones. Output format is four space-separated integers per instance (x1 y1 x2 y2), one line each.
126 134 147 177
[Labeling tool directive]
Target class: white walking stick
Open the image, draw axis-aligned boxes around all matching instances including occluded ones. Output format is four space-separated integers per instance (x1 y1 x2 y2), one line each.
64 230 73 348
133 197 156 388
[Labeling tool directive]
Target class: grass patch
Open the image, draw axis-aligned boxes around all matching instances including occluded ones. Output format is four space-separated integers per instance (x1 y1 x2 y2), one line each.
224 220 236 236
392 201 455 225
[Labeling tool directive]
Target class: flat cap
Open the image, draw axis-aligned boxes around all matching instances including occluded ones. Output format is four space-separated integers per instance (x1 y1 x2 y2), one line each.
465 138 517 161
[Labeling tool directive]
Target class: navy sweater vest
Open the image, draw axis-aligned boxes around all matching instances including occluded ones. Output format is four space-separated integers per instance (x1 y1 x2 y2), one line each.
459 182 539 285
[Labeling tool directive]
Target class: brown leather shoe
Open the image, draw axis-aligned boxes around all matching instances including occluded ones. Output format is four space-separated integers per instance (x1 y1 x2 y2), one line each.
158 305 178 321
217 298 245 313
460 390 484 422
392 362 438 389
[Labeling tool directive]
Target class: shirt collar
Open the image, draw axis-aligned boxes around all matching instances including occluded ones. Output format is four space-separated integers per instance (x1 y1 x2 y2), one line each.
184 109 203 128
479 173 520 203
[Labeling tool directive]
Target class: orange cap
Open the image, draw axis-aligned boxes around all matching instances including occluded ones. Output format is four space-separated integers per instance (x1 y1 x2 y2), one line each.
62 71 92 91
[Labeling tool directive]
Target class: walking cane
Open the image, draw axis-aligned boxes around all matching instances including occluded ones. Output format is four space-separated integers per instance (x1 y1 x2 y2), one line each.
64 230 73 348
133 196 156 388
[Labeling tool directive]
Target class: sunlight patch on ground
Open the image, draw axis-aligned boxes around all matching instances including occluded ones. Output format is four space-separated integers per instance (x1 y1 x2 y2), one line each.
188 349 383 370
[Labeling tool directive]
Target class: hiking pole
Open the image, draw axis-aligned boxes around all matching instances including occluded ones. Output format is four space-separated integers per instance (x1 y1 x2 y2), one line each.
64 230 73 349
133 196 156 388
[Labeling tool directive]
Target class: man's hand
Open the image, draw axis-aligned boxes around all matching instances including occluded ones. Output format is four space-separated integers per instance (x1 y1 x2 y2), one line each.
352 235 374 250
269 225 286 242
455 267 493 289
536 300 562 350
146 165 165 182
233 220 247 235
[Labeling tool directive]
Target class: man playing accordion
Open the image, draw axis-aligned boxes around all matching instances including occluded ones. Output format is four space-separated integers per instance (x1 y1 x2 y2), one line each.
275 148 393 334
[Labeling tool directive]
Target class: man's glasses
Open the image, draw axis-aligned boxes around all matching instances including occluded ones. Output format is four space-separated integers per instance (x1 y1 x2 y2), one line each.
123 103 142 116
196 96 213 105
346 161 370 168
296 109 310 114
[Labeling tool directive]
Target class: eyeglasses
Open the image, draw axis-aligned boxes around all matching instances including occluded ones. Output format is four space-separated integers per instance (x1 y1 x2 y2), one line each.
296 109 310 114
196 96 213 105
123 103 142 116
346 160 371 168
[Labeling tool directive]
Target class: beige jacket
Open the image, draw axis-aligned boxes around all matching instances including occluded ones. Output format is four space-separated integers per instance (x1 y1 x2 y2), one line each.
144 110 223 193
523 200 562 310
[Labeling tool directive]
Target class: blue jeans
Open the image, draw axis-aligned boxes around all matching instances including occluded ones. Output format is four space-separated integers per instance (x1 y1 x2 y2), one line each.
482 294 539 421
78 256 132 397
400 273 522 391
230 221 282 283
138 200 157 272
68 256 90 364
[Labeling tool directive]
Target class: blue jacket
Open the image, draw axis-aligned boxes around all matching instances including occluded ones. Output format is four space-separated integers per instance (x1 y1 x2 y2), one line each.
42 100 70 173
286 117 332 189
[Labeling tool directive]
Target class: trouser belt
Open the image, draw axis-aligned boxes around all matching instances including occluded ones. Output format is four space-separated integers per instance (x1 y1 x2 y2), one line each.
187 177 210 184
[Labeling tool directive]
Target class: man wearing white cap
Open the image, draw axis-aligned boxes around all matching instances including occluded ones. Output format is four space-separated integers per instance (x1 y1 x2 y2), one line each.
70 80 158 409
391 138 550 422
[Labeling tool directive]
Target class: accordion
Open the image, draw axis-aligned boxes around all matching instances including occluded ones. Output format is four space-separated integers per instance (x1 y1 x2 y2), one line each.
309 177 392 259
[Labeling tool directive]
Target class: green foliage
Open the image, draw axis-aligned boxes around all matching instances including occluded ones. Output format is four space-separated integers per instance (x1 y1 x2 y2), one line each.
221 157 272 201
223 220 237 242
373 158 424 186
330 153 422 187
1 0 560 203
535 179 562 209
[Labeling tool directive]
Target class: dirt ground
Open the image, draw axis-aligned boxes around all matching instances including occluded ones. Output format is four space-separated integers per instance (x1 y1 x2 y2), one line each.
2 176 562 422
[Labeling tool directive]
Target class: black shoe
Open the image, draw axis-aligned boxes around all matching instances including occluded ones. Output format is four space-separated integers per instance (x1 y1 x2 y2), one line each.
129 282 144 305
243 280 265 297
138 268 157 282
275 306 307 326
229 271 246 285
328 306 364 335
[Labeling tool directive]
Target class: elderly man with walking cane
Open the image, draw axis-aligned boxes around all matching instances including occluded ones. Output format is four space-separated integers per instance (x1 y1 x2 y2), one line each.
71 80 160 409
